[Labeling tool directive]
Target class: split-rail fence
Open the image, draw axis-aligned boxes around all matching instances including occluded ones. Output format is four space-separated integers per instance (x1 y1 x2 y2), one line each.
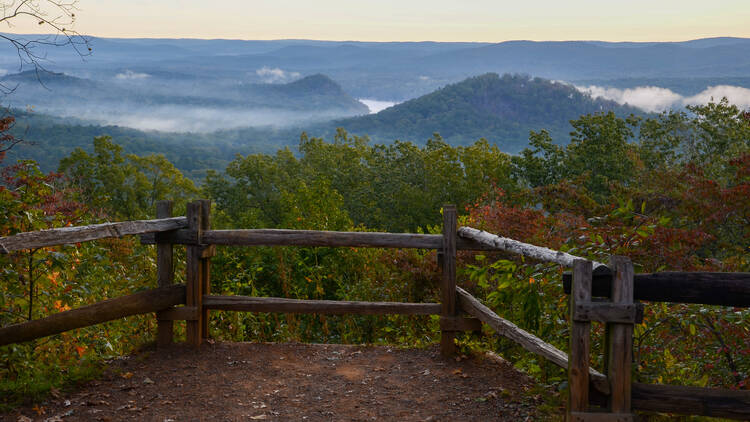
1 199 749 420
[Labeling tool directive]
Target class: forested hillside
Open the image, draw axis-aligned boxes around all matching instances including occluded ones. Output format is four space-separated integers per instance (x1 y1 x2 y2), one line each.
6 73 646 177
2 99 748 410
333 73 644 150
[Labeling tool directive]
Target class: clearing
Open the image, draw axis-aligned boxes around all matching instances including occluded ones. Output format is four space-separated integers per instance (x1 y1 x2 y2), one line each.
2 342 553 421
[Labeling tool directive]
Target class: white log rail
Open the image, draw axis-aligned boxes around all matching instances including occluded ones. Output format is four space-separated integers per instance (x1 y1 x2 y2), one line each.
457 226 608 270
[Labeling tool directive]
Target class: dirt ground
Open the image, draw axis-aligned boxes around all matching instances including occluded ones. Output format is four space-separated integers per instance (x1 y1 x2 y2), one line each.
3 342 554 422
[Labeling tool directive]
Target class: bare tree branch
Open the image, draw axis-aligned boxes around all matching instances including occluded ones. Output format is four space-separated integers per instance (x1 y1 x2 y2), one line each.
0 0 91 94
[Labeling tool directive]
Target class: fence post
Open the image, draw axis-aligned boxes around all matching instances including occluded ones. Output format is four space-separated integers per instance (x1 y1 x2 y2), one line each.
155 200 175 348
440 205 457 357
199 199 213 340
606 256 635 415
185 201 203 347
568 259 593 416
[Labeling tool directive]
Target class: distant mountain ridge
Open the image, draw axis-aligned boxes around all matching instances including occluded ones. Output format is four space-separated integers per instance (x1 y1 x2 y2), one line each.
330 73 644 151
2 35 747 100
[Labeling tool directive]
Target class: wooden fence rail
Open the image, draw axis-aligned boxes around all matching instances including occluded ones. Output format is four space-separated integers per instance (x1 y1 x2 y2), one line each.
0 284 185 346
563 271 750 307
0 217 187 253
203 295 441 315
2 199 749 419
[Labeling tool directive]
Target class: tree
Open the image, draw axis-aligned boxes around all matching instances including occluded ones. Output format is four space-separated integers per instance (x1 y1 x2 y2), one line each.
0 0 90 94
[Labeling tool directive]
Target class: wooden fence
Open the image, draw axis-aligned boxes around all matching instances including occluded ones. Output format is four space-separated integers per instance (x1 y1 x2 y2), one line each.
1 199 749 420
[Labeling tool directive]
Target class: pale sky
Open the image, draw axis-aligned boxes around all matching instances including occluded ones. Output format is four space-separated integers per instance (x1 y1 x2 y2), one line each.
4 0 750 42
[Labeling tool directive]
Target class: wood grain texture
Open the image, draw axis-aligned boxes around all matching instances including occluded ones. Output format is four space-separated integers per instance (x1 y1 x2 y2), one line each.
439 316 482 331
0 284 185 346
632 382 750 420
204 229 443 249
441 205 458 357
0 217 187 253
185 201 203 348
606 256 634 414
156 201 175 348
458 227 608 270
199 199 211 340
456 286 610 395
569 259 593 414
562 272 750 307
157 306 198 321
203 295 441 315
573 303 637 324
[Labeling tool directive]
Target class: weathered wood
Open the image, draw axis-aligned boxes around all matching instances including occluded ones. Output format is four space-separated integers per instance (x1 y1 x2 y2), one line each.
0 284 186 346
140 229 197 245
569 259 593 414
458 227 608 270
439 316 482 331
143 228 498 251
203 229 443 249
606 256 634 414
631 382 750 420
200 244 216 258
156 201 175 348
569 412 636 422
441 205 458 357
185 201 203 348
574 303 637 324
202 295 441 315
0 217 188 253
157 306 199 321
456 286 610 395
562 271 750 307
199 199 212 340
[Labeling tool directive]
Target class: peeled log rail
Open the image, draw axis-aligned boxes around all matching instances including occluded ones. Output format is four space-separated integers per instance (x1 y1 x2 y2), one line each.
632 383 750 420
0 217 188 253
203 295 441 315
457 227 608 270
456 287 610 395
563 272 750 307
0 284 186 346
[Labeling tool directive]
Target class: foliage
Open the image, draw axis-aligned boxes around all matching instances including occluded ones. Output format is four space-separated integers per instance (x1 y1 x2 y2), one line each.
1 98 749 416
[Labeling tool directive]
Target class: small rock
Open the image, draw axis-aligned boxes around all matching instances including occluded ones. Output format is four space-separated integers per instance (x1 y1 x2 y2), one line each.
143 377 154 384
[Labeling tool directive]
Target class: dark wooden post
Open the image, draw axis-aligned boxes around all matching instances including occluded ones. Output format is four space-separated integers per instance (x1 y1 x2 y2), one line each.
199 199 213 340
185 201 203 347
155 200 175 348
606 256 635 415
568 259 592 416
440 205 457 357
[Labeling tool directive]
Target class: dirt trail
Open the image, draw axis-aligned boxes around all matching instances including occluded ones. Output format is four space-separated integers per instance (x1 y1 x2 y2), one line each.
3 342 553 421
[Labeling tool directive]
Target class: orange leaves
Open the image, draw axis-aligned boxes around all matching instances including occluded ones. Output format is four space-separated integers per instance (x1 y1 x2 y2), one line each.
47 271 61 287
75 345 87 358
53 300 71 312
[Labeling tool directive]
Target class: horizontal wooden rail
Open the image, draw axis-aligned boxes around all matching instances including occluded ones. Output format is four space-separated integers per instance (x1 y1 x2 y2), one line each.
0 284 186 346
142 228 492 250
456 287 610 395
203 295 441 315
632 383 750 420
458 227 608 270
563 272 750 307
0 217 188 253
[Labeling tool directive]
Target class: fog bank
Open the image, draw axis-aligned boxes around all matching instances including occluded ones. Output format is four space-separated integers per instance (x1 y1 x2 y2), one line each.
576 84 750 112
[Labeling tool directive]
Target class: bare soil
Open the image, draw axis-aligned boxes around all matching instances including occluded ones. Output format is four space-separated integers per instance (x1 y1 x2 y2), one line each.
3 342 554 422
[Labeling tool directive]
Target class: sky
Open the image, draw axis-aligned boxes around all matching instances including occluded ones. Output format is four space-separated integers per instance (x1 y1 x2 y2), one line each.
3 0 750 42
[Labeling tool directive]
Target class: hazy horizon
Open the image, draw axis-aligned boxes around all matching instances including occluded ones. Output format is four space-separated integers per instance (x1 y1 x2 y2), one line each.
3 1 749 43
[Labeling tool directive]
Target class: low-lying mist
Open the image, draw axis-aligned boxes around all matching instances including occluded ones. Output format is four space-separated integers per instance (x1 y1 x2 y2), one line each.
576 84 750 112
33 103 365 133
